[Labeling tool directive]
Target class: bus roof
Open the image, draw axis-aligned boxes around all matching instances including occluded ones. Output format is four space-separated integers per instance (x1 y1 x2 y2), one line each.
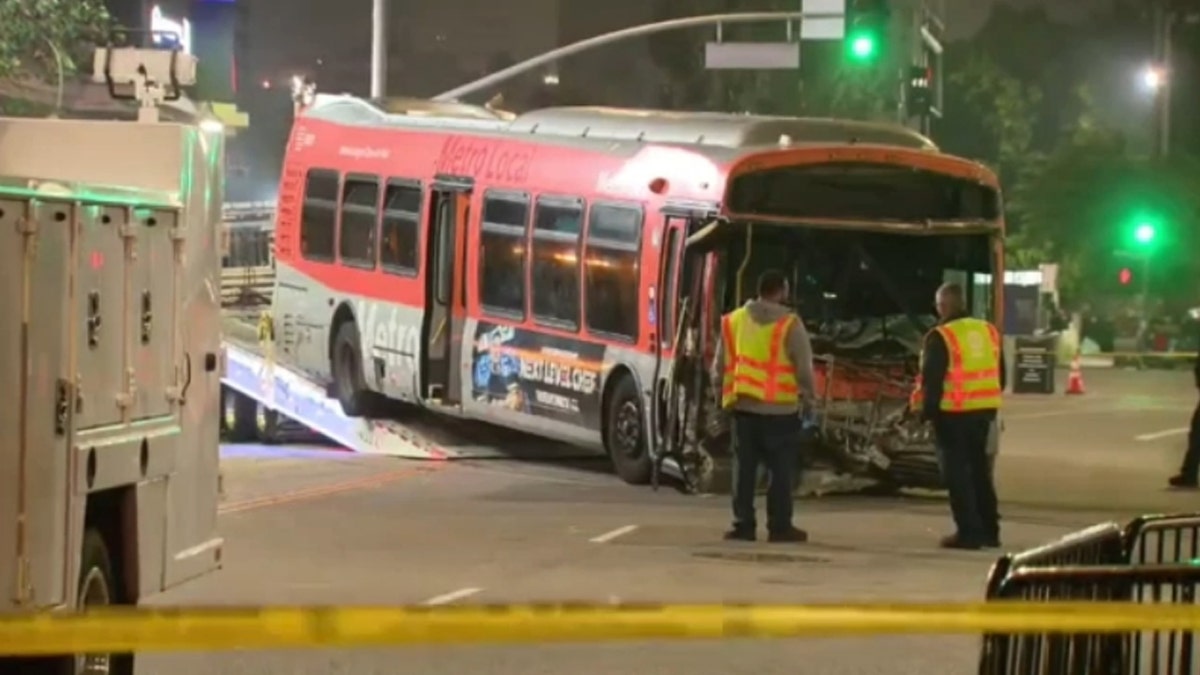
301 96 939 156
506 107 938 151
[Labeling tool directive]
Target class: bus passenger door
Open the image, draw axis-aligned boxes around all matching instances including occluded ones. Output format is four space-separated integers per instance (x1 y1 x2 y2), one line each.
653 217 686 440
421 182 472 406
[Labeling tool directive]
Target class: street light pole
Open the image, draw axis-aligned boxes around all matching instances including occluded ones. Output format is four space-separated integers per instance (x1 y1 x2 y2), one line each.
370 0 388 99
1152 3 1173 158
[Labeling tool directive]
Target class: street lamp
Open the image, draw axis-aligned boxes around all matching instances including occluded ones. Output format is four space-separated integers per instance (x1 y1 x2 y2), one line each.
1142 66 1164 90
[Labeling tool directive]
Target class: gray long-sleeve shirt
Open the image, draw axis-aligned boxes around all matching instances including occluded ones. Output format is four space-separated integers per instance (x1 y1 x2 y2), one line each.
711 299 817 415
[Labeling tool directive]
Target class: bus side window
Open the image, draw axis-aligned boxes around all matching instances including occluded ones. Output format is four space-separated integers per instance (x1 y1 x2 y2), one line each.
300 168 339 262
338 175 379 269
585 203 642 342
381 181 421 275
531 196 583 332
478 192 529 320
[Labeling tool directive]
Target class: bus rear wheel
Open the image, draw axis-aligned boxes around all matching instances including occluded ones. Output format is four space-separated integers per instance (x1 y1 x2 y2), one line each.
605 375 651 485
256 404 280 444
66 529 133 675
331 321 379 417
222 387 257 443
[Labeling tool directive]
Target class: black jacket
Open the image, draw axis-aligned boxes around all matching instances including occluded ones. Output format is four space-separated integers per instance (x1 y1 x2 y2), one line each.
1194 323 1199 389
921 314 1006 421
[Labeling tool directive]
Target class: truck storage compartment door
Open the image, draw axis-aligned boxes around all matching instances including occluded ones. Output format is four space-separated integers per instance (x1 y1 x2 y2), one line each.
129 207 178 421
76 205 129 429
0 198 74 608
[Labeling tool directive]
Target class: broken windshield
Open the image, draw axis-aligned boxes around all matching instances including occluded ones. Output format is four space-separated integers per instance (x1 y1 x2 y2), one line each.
715 224 996 358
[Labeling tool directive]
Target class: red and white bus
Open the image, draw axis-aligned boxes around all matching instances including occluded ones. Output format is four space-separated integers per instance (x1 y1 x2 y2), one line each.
271 95 1004 487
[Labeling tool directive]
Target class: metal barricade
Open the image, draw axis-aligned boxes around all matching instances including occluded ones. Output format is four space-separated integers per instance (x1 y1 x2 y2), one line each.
980 514 1200 674
980 523 1126 673
1125 514 1200 566
984 523 1126 597
983 564 1200 675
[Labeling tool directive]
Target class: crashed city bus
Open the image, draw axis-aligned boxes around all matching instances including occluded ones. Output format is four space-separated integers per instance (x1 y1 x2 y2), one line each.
266 96 1002 492
658 137 1004 492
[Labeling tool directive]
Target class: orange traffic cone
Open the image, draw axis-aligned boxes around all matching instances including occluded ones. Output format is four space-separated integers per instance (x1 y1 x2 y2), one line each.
1065 353 1086 395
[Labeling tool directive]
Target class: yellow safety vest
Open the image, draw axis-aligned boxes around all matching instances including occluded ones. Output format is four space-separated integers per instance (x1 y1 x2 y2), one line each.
720 307 799 409
910 318 1003 413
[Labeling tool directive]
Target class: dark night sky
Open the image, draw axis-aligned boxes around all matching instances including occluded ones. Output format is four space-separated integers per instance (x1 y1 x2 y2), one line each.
948 0 1114 37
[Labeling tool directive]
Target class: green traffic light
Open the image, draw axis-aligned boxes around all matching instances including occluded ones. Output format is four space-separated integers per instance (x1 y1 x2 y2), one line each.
851 35 876 58
846 30 878 61
1134 223 1156 244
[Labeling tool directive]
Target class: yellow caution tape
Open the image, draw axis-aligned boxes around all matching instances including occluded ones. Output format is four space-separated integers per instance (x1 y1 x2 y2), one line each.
4 602 1200 656
1091 351 1196 358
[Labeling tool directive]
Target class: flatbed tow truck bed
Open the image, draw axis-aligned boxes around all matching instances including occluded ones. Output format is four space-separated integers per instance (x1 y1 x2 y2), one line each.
218 313 592 461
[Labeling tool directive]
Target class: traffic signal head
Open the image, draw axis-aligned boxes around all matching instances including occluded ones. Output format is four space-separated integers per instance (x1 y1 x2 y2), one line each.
845 0 889 64
905 64 933 117
1134 222 1156 244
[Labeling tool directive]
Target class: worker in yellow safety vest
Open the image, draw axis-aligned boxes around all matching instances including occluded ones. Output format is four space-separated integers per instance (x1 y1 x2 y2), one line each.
711 269 817 544
911 282 1006 550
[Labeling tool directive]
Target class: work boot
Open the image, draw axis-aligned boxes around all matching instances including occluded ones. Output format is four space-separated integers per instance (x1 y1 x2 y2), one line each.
723 528 755 542
767 527 808 543
939 534 983 550
1169 474 1199 488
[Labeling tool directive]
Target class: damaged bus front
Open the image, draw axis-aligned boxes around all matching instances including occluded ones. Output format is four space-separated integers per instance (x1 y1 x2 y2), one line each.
658 145 1004 494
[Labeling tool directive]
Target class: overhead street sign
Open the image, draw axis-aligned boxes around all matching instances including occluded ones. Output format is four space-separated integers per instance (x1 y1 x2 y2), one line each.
704 0 846 69
801 0 847 38
704 42 801 69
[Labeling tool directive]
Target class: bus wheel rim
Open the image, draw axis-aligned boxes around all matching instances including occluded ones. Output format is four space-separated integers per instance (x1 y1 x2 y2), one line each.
76 567 112 674
614 400 641 459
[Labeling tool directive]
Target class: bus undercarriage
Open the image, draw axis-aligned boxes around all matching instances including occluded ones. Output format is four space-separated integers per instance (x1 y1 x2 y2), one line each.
658 217 999 495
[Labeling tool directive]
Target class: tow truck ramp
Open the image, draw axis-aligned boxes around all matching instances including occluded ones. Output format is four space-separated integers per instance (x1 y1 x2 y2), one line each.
219 333 592 461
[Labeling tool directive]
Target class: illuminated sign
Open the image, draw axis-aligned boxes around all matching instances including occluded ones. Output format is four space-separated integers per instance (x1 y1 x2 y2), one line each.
150 5 192 54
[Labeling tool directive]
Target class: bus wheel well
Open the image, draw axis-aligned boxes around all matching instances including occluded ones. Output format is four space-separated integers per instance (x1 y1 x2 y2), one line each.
599 366 634 453
84 486 137 604
328 302 357 361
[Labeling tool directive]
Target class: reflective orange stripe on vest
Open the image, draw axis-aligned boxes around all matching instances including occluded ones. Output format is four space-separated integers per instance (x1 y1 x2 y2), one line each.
720 309 799 408
936 319 1002 412
910 319 1003 413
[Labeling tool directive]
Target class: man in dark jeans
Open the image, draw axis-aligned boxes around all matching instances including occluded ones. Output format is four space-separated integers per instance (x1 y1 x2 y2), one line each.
1168 321 1200 488
917 283 1006 550
711 270 817 543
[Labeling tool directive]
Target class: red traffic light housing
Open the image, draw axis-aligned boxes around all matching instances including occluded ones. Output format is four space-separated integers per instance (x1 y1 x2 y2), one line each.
1118 267 1133 285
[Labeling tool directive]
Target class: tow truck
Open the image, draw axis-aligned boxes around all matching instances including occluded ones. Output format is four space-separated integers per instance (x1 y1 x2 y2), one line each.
0 46 222 672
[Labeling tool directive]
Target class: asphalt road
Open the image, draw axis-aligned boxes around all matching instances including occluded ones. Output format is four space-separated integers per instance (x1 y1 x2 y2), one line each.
135 367 1198 674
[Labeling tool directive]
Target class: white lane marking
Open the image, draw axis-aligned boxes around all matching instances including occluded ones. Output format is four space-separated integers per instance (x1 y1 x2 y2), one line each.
1006 406 1189 421
422 587 483 606
1136 428 1190 442
590 524 638 544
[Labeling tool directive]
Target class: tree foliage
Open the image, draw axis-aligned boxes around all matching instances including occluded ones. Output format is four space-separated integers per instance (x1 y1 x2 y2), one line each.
0 0 111 83
934 1 1200 304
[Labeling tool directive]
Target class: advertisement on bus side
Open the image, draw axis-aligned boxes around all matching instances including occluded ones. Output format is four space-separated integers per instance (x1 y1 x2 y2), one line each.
470 322 604 429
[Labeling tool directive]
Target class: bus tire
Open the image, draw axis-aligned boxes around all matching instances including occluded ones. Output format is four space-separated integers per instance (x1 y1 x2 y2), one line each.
256 403 280 444
605 374 652 485
331 320 378 417
224 387 258 443
71 529 134 675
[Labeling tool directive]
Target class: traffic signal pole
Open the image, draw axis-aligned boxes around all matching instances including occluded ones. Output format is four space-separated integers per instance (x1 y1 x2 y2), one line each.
432 12 839 102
